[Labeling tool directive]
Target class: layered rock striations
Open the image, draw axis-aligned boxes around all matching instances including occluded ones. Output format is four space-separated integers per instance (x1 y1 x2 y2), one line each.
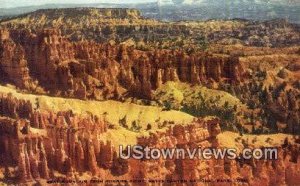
0 29 244 100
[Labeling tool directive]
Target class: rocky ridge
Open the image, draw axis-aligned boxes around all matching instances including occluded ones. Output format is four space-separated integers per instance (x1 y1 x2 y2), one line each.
0 28 244 100
0 9 299 48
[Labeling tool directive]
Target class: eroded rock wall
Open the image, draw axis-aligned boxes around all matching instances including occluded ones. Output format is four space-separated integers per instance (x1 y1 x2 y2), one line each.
0 29 244 100
0 93 299 185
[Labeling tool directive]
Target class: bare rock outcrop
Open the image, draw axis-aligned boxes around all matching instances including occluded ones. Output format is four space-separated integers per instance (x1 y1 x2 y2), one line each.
0 29 244 100
0 93 299 184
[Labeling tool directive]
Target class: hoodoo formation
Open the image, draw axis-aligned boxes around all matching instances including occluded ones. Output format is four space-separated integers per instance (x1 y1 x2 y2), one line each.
1 93 300 185
0 7 299 185
0 29 244 100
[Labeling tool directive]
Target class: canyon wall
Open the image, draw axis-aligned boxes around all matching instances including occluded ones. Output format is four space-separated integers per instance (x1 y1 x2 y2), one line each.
0 29 244 100
0 92 111 182
0 93 300 184
0 92 219 182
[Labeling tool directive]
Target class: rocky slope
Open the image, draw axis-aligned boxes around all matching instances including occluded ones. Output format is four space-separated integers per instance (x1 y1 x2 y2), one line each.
0 91 299 185
208 44 300 135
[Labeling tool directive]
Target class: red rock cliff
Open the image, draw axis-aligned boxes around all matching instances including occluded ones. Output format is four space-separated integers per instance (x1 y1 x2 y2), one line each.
0 29 244 100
